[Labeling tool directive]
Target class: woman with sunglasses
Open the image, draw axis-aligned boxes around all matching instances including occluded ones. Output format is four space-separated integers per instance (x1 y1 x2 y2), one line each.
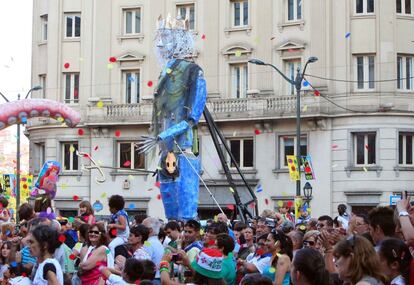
262 229 293 285
333 235 386 285
302 230 320 250
79 223 113 285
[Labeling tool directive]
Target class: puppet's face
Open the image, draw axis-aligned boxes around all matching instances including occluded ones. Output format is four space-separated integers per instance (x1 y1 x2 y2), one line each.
154 28 194 66
165 152 177 174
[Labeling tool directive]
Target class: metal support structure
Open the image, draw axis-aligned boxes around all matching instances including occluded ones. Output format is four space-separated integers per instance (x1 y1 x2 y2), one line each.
248 57 318 198
0 86 42 224
203 107 257 222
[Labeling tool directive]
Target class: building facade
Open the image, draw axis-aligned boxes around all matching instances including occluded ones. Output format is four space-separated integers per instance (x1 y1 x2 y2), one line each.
29 0 414 219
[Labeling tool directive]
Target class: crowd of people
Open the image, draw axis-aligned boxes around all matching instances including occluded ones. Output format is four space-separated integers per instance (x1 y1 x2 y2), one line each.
0 193 413 285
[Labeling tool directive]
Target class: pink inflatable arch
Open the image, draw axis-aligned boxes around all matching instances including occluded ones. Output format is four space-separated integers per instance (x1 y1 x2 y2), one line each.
0 99 81 129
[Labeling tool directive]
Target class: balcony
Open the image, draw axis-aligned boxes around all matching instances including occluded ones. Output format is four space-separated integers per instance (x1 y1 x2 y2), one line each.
85 95 323 126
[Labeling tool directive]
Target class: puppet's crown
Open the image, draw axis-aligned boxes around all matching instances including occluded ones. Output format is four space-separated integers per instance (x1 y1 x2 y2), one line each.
156 14 189 30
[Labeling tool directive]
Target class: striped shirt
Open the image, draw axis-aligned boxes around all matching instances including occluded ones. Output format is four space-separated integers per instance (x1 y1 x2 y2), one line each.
21 246 37 265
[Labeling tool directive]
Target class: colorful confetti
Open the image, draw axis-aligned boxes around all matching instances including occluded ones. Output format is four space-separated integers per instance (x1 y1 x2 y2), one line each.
58 234 66 243
94 146 99 151
232 131 237 137
156 194 162 200
64 63 70 69
107 63 114 70
155 181 161 188
265 198 269 205
302 105 308 112
286 201 294 208
57 117 64 122
256 184 263 193
69 146 75 153
109 56 117 63
201 34 206 40
254 129 261 135
303 81 309 87
97 101 104 108
147 81 153 87
314 90 320 96
332 144 338 149
227 204 235 211
68 217 74 223
128 203 135 209
249 202 256 209
277 201 284 207
166 68 172 74
229 187 235 193
345 32 351 38
78 129 84 136
69 254 76 260
123 161 131 167
115 130 121 137
73 195 79 201
110 229 117 236
363 167 368 172
235 50 242 57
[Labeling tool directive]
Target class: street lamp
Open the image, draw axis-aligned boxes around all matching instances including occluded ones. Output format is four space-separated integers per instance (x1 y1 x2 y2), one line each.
0 86 42 222
303 182 313 206
249 57 318 196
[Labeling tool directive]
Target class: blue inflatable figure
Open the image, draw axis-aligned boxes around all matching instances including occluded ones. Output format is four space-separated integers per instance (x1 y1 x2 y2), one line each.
139 15 207 221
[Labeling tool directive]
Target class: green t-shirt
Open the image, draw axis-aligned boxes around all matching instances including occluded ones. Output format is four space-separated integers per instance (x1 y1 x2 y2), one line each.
221 252 236 285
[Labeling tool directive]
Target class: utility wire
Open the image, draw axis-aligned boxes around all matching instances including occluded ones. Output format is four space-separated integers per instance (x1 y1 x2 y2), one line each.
303 77 382 114
305 73 414 84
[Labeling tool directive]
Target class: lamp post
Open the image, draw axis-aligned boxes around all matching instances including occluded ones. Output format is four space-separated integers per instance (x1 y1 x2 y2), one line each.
248 57 318 196
303 182 313 206
0 86 42 222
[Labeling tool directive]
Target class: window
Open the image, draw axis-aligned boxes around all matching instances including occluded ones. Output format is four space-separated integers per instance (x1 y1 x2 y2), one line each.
118 142 145 169
123 70 140 103
39 74 46 98
399 133 413 165
285 59 301 95
397 55 413 90
279 135 307 167
41 15 48 41
64 73 79 104
397 0 412 14
65 13 81 38
287 0 302 21
230 64 248 98
228 138 254 168
356 0 374 14
353 133 376 165
59 210 78 218
33 142 45 172
177 4 195 30
232 0 248 27
62 142 78 171
123 8 141 34
355 55 375 90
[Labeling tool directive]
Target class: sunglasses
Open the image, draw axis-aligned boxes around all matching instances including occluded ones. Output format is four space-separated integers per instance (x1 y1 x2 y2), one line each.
89 230 101 235
303 240 315 246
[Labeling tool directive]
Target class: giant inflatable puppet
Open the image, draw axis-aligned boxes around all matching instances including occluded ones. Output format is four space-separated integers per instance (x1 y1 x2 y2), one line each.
139 15 207 220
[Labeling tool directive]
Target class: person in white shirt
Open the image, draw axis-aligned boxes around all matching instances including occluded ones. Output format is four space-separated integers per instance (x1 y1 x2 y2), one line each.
100 258 144 285
378 238 412 285
142 217 164 285
29 225 64 285
3 262 32 285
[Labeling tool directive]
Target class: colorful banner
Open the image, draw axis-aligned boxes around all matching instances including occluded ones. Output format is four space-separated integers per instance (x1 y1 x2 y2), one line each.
301 155 315 180
0 174 33 218
286 155 300 181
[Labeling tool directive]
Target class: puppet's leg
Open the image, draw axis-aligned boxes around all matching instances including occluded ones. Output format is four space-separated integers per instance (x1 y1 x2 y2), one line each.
159 176 179 220
177 153 200 221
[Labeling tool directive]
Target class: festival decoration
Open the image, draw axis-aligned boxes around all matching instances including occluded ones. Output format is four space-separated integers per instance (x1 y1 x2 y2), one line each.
0 174 32 215
137 14 207 221
301 155 315 180
31 161 61 199
286 155 300 181
0 99 81 130
93 200 103 212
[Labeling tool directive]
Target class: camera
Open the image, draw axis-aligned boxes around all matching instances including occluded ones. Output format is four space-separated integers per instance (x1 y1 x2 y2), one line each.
171 253 181 262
